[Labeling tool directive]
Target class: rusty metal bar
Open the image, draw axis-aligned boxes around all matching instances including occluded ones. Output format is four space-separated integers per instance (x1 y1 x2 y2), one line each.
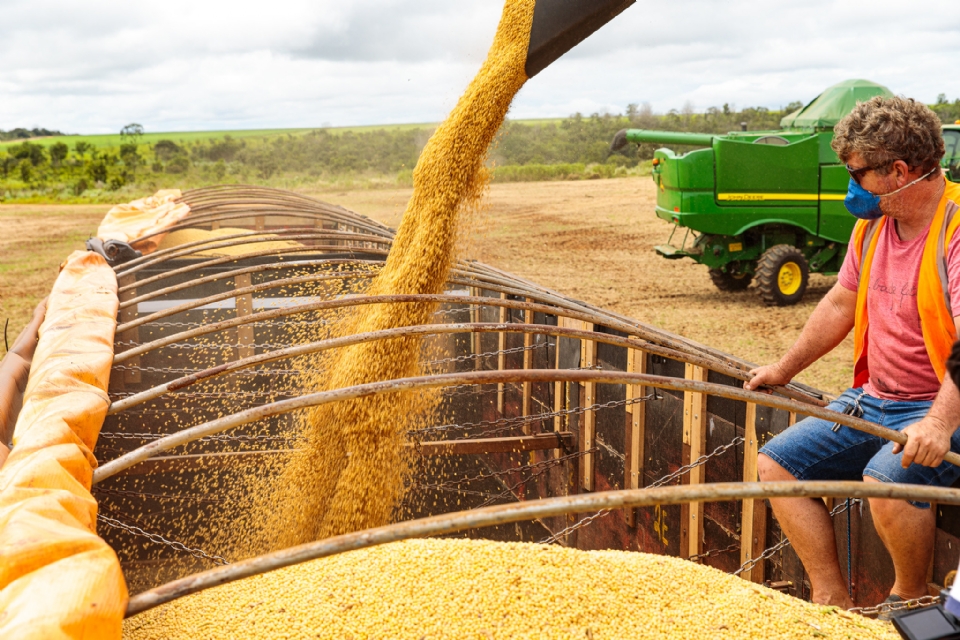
117 232 390 276
108 323 798 415
125 480 960 616
95 369 955 485
118 261 382 309
116 271 377 333
108 433 575 477
115 245 390 296
110 292 818 406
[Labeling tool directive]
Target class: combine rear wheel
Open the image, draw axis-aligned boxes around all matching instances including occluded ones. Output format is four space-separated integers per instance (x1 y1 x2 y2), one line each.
757 245 808 306
708 268 753 292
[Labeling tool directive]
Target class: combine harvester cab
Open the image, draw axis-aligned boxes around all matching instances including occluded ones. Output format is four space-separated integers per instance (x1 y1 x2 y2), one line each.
613 79 960 306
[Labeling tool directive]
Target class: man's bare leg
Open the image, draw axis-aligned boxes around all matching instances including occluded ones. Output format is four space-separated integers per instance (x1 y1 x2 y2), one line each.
757 453 853 608
863 476 935 600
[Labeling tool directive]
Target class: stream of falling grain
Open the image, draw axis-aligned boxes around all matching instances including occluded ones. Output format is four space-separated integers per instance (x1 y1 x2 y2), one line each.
259 0 537 547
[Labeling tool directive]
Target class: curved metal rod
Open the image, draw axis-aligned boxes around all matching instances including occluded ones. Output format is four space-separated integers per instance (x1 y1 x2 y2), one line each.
125 480 960 616
117 271 378 333
120 228 286 270
131 210 394 246
94 369 944 486
112 252 758 390
117 232 390 276
115 245 390 295
111 291 820 406
108 322 771 414
118 260 383 309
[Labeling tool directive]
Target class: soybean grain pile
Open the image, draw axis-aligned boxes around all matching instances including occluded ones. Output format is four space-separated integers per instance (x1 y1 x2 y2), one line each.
262 0 537 547
124 538 897 640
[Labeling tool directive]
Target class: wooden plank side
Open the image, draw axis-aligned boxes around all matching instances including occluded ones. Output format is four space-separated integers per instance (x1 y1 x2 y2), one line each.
681 363 708 560
740 402 764 583
522 303 533 433
235 273 255 360
625 344 646 526
582 322 596 492
497 292 507 414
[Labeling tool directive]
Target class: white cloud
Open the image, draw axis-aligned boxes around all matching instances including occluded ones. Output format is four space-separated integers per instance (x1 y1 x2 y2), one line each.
0 0 957 133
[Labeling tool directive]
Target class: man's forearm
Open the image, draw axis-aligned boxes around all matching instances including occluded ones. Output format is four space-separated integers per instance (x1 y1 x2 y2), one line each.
926 375 960 436
777 288 856 378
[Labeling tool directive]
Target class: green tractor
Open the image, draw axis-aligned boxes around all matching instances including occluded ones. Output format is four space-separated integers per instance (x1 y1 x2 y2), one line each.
612 79 960 306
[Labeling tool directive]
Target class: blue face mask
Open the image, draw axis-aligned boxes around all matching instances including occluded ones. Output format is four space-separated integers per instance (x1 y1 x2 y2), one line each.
844 178 883 220
843 167 939 220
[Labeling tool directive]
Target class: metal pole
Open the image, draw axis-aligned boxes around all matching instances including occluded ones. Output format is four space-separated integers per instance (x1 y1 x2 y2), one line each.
95 369 952 485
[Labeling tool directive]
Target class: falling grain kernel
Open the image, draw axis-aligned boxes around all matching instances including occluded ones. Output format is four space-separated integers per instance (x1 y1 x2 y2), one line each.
123 538 900 640
255 0 538 548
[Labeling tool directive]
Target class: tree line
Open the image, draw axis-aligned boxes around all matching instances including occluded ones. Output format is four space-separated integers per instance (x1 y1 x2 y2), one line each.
2 97 958 203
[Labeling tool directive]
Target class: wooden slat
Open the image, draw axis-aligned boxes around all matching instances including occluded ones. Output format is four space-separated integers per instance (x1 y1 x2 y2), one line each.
111 433 578 477
740 402 765 583
681 363 708 560
497 292 507 414
624 344 646 526
254 216 265 231
522 303 534 433
117 274 141 386
469 286 481 369
234 273 255 360
582 323 596 492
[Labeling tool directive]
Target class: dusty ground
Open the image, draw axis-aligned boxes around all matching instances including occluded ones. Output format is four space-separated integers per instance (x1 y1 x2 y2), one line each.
1 178 851 395
0 204 105 346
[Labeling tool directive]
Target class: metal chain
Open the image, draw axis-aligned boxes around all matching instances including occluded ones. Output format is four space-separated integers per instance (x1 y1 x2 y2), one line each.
97 431 301 444
734 537 791 576
423 341 552 367
734 499 863 577
416 448 590 493
689 543 740 563
648 436 745 489
540 434 744 546
93 486 224 504
539 509 611 545
414 392 656 437
849 595 940 617
97 514 229 566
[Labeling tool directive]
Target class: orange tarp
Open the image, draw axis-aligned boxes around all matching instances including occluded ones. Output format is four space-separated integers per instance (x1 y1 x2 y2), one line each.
97 189 191 255
0 251 126 639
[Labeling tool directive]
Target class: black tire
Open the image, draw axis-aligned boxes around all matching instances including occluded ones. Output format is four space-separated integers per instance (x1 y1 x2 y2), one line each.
756 245 809 306
708 268 753 292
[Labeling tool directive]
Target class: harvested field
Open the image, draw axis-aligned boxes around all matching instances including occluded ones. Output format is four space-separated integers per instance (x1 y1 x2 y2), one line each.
0 177 850 396
0 204 104 341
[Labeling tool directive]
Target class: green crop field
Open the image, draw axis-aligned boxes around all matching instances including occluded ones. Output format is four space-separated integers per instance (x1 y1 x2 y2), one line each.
0 118 566 150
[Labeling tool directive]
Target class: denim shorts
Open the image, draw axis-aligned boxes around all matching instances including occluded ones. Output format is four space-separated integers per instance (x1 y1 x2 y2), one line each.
759 387 960 509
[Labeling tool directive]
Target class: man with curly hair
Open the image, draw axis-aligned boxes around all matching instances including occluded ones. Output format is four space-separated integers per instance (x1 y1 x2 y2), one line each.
746 96 960 610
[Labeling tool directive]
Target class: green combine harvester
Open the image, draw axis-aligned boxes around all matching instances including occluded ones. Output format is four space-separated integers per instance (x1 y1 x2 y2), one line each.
612 79 960 306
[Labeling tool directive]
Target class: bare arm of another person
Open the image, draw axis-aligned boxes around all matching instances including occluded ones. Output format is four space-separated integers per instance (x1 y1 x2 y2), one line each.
0 299 48 468
744 283 857 391
893 316 960 468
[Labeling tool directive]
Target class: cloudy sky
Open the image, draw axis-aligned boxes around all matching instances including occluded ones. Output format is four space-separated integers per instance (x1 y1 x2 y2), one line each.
2 0 958 134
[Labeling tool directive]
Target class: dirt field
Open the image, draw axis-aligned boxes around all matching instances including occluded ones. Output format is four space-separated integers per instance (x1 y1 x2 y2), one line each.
0 178 851 396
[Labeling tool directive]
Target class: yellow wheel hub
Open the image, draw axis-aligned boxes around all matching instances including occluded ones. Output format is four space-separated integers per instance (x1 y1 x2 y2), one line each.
777 262 802 296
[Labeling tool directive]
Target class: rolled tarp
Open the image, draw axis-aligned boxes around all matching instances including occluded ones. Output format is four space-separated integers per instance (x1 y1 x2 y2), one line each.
97 189 191 255
0 251 126 639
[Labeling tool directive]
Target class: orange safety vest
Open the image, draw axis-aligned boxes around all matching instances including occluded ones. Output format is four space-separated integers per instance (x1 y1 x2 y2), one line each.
852 178 960 388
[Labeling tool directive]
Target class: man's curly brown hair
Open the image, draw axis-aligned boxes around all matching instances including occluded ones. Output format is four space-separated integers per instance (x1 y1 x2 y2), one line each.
832 96 944 176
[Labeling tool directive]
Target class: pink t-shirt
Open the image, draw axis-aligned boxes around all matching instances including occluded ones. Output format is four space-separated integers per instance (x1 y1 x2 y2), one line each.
838 219 960 400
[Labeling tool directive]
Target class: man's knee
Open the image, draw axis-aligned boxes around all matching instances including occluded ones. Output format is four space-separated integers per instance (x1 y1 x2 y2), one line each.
758 453 796 482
